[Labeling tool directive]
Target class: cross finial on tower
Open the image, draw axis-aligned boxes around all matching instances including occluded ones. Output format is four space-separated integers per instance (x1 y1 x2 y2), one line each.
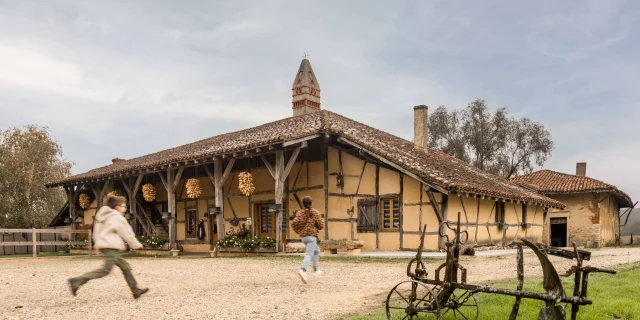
303 52 309 59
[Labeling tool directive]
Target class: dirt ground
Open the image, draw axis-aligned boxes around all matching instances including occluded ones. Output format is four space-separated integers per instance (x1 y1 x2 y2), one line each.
1 247 639 320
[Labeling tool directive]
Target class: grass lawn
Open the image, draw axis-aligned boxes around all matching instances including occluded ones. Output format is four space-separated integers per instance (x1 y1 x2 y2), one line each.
345 263 640 320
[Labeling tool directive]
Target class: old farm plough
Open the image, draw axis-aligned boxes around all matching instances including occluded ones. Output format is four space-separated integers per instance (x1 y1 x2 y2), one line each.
386 212 616 320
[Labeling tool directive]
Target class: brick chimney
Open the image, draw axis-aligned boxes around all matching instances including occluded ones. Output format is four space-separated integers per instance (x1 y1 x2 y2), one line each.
413 105 428 150
576 162 586 176
111 158 125 164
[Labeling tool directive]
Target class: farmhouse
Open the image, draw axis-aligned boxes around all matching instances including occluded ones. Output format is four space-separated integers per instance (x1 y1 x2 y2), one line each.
510 163 634 248
46 59 563 253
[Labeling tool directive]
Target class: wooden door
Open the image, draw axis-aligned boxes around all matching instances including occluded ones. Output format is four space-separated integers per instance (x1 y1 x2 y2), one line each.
256 203 287 242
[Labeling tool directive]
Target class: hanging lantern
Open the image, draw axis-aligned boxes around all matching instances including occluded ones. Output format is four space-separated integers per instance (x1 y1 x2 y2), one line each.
107 190 120 197
238 172 255 196
78 193 91 209
142 183 156 202
186 178 202 199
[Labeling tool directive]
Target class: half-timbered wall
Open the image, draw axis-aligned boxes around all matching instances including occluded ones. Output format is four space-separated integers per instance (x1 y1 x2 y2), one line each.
78 141 545 252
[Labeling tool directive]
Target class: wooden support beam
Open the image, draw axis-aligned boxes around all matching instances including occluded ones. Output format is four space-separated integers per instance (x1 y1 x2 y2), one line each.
283 147 301 178
274 151 285 252
282 134 319 147
324 143 330 241
173 167 184 192
338 137 449 195
399 174 404 249
260 155 276 178
355 161 367 195
158 171 169 191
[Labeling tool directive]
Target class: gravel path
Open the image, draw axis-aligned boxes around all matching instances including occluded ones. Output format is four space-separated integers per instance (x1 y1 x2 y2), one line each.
1 247 639 320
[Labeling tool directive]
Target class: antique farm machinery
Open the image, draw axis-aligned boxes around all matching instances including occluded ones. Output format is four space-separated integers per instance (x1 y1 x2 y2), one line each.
386 212 616 320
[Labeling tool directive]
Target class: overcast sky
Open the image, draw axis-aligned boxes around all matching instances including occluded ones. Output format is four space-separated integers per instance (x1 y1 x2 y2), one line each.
1 1 638 203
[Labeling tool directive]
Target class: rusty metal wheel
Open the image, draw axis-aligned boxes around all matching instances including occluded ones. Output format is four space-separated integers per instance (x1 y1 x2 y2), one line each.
440 289 479 320
386 280 440 319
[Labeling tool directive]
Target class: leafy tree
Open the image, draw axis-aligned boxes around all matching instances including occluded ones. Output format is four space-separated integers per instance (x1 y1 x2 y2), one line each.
429 99 553 179
0 125 73 228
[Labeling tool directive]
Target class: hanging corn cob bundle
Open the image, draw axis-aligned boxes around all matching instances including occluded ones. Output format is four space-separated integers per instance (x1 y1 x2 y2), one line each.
107 190 120 197
186 178 202 199
79 193 91 209
238 172 255 196
142 183 156 202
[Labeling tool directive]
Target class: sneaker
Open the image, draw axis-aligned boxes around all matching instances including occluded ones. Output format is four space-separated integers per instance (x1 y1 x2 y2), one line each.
132 288 149 299
68 279 80 296
297 269 308 284
312 270 324 276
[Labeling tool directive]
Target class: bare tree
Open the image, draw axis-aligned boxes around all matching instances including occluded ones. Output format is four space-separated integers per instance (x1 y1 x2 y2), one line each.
0 125 73 228
428 99 553 179
428 106 468 162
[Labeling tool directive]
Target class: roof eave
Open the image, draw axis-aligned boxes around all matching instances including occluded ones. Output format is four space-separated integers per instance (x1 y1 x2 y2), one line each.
45 134 323 188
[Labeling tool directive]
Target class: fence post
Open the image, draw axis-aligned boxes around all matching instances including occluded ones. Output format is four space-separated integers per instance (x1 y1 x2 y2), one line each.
88 229 92 256
32 228 37 258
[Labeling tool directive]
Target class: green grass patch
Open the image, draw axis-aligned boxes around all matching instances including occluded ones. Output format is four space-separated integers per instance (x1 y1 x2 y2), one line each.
345 263 640 320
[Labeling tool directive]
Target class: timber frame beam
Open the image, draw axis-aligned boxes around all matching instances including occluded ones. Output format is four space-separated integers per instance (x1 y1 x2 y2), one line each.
336 137 449 195
260 143 305 252
203 158 236 245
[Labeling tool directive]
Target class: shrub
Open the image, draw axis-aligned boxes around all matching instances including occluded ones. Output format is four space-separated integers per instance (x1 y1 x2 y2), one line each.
225 223 251 238
216 236 276 251
136 236 169 249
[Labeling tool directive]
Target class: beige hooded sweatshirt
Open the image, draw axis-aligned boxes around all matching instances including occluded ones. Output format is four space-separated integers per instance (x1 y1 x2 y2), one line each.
93 206 143 250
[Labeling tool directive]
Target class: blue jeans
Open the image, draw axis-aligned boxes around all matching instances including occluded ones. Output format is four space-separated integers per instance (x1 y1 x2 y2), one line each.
301 236 320 271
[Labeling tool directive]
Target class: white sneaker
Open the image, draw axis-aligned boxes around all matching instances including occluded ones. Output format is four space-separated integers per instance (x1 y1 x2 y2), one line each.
298 269 308 284
312 270 323 276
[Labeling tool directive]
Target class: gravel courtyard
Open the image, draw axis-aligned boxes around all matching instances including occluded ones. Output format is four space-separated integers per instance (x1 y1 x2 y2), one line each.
2 247 640 320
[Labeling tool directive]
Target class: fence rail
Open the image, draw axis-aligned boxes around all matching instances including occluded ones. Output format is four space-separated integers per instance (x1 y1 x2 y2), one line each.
0 228 92 258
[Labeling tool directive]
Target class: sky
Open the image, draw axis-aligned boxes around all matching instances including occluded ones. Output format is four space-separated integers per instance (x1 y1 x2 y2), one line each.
1 1 639 204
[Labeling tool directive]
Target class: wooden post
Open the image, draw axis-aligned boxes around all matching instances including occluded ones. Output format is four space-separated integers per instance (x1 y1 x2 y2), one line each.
207 158 236 246
88 229 92 256
399 174 404 250
275 151 284 252
32 228 36 258
214 158 224 242
441 194 449 250
261 147 302 252
375 165 380 250
159 167 183 250
324 143 330 241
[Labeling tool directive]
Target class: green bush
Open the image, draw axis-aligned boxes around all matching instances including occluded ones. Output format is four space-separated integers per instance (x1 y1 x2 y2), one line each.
216 236 276 251
136 236 168 249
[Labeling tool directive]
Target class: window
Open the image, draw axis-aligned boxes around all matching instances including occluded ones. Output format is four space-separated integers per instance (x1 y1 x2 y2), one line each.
357 198 377 232
522 204 528 224
256 203 287 239
495 202 505 224
380 198 400 230
186 207 197 238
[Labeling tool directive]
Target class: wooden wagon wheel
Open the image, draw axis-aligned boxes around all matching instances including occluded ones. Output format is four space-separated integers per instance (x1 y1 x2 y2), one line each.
435 287 479 320
386 280 440 319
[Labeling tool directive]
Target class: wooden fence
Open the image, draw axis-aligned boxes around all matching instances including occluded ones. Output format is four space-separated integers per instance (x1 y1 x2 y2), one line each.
0 227 92 258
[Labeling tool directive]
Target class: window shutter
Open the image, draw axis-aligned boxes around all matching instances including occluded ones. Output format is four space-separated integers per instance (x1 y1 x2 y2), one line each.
357 198 378 232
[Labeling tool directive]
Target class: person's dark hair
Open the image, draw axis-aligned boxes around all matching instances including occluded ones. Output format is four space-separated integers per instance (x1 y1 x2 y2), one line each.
302 196 313 209
106 195 126 209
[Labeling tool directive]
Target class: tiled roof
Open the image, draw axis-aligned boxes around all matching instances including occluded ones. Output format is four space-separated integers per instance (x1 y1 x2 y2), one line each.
510 170 633 207
48 110 564 208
